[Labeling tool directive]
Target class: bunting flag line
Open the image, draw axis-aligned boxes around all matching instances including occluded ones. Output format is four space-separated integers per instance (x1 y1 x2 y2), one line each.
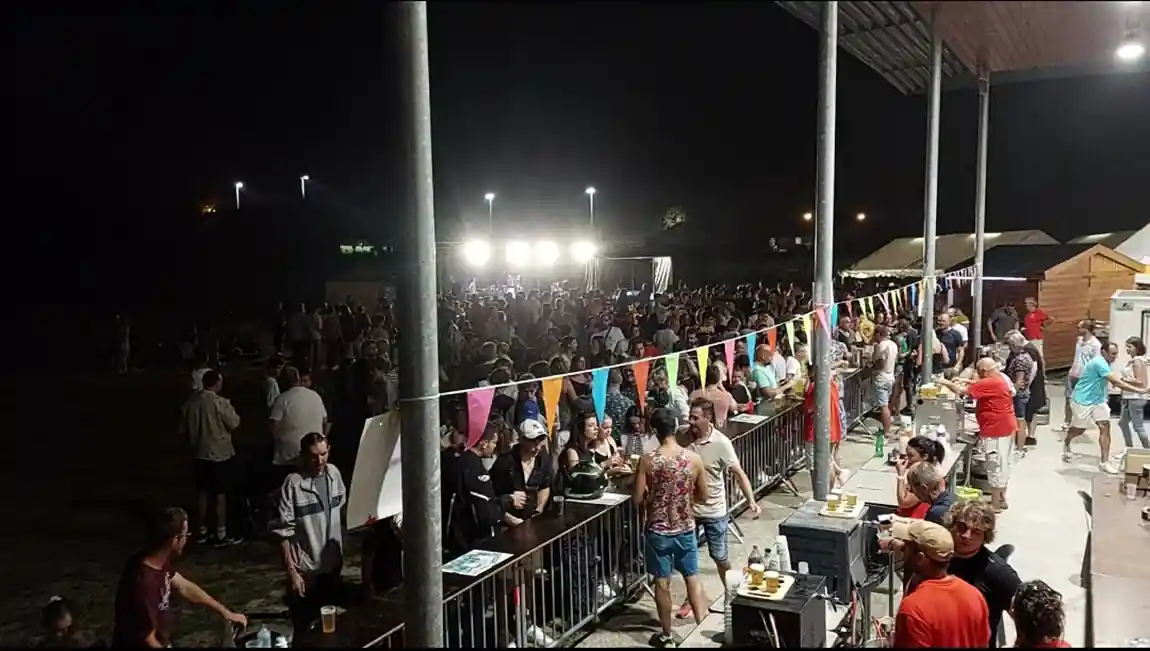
723 340 735 380
591 367 609 422
466 386 495 447
697 345 710 377
426 265 979 406
632 360 650 412
845 300 853 318
541 376 563 435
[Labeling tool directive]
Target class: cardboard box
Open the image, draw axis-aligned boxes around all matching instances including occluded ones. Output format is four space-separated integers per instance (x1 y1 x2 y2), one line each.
1124 449 1150 490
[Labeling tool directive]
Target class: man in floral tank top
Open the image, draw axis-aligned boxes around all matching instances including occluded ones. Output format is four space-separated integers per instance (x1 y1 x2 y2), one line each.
632 408 710 648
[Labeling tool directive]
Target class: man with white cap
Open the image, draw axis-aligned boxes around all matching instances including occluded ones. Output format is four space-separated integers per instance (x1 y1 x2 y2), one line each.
887 519 990 648
490 420 555 526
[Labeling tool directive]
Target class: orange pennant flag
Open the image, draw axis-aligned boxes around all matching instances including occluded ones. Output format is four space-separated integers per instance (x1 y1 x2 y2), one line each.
766 328 778 355
541 376 563 436
631 360 650 412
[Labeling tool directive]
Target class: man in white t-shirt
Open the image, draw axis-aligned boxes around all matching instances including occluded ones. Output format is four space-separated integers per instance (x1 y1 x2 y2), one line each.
873 325 900 435
677 396 760 619
268 366 330 489
1062 320 1103 430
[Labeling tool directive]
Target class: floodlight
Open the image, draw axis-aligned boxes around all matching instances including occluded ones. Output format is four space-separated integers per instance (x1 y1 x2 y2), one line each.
535 240 560 266
570 240 598 264
506 241 531 267
461 240 491 267
1117 39 1145 61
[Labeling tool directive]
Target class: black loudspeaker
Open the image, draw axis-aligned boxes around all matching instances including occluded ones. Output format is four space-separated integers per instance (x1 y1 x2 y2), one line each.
730 573 827 648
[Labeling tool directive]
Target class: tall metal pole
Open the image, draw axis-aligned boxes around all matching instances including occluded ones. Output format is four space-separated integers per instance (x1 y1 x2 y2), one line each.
589 192 595 227
487 198 494 237
919 14 943 381
971 67 990 352
396 2 443 646
812 0 837 501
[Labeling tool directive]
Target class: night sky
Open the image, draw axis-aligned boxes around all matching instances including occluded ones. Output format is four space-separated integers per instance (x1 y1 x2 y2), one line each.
10 2 1150 306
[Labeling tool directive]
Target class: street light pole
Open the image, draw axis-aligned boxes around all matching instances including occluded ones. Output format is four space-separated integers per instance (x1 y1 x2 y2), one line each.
920 11 943 381
485 192 495 237
300 175 310 199
395 2 443 647
585 186 597 227
234 182 244 210
812 0 838 502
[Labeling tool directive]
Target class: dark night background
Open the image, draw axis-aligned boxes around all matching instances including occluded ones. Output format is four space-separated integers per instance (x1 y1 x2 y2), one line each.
9 2 1150 317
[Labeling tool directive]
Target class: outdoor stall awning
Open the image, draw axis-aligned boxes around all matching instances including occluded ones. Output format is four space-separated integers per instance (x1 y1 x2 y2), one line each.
776 1 1150 94
843 229 1058 278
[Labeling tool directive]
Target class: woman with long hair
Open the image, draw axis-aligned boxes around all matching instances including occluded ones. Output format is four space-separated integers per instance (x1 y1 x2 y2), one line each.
1118 336 1150 450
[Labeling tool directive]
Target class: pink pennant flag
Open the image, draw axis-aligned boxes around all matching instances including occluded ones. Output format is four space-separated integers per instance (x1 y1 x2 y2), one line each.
723 340 735 379
845 300 853 317
466 386 495 448
815 307 833 335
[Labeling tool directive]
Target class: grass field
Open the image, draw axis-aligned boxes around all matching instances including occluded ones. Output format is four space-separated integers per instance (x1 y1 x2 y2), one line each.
0 367 364 647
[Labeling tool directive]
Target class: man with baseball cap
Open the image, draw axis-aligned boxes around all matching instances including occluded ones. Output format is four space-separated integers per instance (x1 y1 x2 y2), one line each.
889 519 991 648
490 420 555 527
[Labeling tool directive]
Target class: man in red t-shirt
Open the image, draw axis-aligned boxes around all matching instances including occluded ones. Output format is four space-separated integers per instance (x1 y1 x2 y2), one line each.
939 359 1016 512
1021 297 1051 357
891 520 990 648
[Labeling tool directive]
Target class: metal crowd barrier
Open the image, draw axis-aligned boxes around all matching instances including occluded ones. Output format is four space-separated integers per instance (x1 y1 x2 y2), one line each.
325 375 879 649
724 403 806 514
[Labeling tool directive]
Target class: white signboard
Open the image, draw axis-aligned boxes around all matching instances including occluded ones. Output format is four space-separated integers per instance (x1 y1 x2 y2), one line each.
347 411 403 530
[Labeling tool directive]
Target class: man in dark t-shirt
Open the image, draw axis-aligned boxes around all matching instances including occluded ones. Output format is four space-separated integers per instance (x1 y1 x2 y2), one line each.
944 500 1021 648
114 507 246 648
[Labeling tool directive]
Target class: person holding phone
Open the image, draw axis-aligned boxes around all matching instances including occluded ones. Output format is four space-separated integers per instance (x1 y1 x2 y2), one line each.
490 420 555 526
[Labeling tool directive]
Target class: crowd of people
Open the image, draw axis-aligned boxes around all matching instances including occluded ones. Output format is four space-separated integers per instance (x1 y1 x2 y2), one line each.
51 281 1148 648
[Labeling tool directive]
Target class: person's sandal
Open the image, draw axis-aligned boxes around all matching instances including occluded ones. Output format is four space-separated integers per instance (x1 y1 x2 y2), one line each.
676 602 693 619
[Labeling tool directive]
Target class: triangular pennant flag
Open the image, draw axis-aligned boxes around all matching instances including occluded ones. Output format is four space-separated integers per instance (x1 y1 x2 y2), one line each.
697 346 709 378
877 293 889 314
593 368 611 423
591 367 609 422
866 296 875 318
829 303 839 330
632 360 650 412
801 314 813 342
845 300 853 317
815 307 832 336
784 321 796 352
541 376 563 435
909 282 917 310
746 332 758 361
666 353 680 389
766 328 777 355
466 386 495 448
723 340 735 381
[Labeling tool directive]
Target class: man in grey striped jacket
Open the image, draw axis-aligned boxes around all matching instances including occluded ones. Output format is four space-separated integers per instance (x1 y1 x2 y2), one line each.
270 432 347 633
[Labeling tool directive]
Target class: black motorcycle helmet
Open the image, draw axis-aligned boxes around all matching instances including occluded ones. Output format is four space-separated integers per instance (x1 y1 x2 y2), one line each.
565 460 608 500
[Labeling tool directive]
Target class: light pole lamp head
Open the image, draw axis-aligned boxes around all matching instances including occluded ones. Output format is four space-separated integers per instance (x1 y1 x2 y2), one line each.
301 175 310 181
235 182 244 189
585 186 596 196
484 192 496 202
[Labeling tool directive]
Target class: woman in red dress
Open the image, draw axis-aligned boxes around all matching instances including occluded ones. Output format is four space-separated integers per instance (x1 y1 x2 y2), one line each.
804 366 846 488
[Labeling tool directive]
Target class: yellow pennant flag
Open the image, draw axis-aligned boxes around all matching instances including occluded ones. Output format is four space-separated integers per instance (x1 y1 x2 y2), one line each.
697 346 709 377
541 377 563 436
802 313 813 342
784 320 796 352
865 296 875 318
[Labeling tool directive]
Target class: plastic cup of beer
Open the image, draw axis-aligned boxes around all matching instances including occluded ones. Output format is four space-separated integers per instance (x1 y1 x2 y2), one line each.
320 605 337 634
764 570 781 592
826 493 841 511
748 563 765 587
844 492 858 508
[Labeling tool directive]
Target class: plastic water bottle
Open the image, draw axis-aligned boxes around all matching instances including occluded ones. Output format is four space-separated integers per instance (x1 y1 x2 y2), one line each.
874 432 885 458
747 544 764 568
775 535 792 573
257 626 271 648
724 569 743 646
